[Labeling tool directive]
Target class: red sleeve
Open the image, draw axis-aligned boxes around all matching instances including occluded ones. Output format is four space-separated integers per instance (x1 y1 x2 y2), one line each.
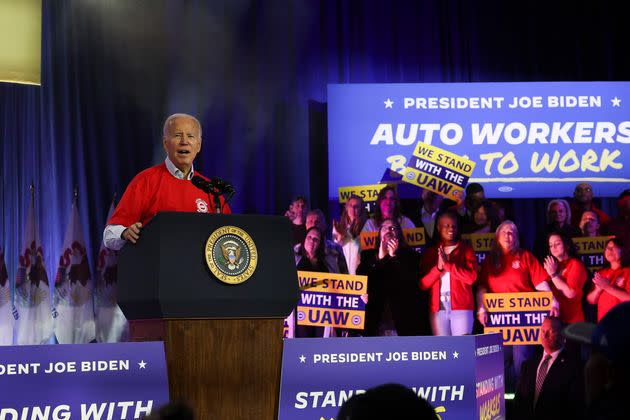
444 243 478 286
624 268 630 292
478 258 490 291
524 250 548 287
419 246 440 290
107 174 148 227
566 258 587 294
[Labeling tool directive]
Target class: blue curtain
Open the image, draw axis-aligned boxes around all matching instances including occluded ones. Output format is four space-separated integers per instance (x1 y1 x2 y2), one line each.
1 0 627 289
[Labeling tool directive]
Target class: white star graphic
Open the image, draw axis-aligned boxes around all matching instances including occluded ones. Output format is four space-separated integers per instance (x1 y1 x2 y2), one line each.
299 355 306 363
384 98 394 108
612 97 621 107
452 352 459 359
138 360 147 369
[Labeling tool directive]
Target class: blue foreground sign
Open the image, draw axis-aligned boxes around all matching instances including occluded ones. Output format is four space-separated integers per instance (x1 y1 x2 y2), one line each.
278 334 504 420
0 342 169 419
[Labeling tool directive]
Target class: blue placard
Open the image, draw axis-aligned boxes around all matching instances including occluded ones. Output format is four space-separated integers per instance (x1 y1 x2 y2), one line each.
0 342 169 418
278 334 504 420
328 82 630 198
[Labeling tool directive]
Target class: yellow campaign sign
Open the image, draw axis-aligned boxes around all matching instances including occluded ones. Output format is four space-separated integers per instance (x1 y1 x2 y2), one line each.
573 235 612 254
573 235 613 273
461 233 495 252
483 292 553 345
296 271 368 330
400 143 476 201
359 227 426 250
338 184 388 203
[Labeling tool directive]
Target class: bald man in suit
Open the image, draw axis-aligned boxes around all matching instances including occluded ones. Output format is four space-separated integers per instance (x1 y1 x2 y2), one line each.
513 316 585 420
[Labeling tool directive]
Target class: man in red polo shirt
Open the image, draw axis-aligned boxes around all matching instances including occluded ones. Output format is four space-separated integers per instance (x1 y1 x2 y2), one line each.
103 113 230 250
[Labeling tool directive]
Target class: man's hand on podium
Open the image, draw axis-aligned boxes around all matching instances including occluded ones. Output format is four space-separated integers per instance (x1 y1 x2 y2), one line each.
122 222 143 244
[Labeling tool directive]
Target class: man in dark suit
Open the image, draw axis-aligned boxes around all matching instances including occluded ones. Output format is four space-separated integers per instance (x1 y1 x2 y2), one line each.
513 316 585 420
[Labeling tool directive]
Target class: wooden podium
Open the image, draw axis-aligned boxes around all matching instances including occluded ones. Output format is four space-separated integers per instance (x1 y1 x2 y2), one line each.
117 213 299 419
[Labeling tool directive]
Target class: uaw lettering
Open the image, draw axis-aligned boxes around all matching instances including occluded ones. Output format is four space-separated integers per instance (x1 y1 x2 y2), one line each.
296 271 368 330
573 236 612 273
328 83 630 199
461 233 495 265
0 342 169 420
338 184 388 203
360 227 426 250
483 292 553 345
279 334 504 419
399 142 475 201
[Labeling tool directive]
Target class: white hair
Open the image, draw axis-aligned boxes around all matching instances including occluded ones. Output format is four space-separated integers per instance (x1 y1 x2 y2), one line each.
546 199 571 225
163 113 202 138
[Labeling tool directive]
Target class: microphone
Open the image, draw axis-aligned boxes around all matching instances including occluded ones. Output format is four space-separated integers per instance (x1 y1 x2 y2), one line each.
191 175 236 212
191 175 214 193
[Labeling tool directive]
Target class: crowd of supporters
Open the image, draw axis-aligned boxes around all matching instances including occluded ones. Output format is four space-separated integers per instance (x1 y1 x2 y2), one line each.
284 183 630 392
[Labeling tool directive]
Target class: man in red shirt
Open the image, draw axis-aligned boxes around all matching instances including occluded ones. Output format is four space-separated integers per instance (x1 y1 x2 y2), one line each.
103 113 230 250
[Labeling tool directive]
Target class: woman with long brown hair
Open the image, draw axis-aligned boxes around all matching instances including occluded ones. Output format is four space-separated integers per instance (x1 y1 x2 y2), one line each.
333 195 368 275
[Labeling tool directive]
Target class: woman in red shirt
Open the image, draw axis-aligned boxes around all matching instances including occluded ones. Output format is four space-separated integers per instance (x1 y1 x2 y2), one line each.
420 210 477 335
586 238 630 321
476 220 558 392
543 232 587 324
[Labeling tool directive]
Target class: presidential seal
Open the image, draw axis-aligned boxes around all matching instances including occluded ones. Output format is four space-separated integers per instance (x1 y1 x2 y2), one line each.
205 226 258 284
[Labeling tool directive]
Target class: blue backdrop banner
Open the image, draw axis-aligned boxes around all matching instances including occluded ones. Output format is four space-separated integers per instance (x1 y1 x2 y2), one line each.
278 334 504 420
328 82 630 198
0 342 169 418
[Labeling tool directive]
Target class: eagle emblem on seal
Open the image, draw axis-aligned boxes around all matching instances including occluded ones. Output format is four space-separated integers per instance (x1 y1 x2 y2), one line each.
220 240 244 270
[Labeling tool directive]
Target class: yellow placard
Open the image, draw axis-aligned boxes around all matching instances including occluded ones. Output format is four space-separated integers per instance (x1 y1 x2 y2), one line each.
573 235 612 254
296 271 368 330
483 292 553 345
338 184 388 203
462 233 495 252
400 143 476 201
573 235 613 273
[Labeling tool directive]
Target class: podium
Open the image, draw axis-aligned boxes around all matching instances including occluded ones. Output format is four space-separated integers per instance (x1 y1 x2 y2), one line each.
117 212 299 419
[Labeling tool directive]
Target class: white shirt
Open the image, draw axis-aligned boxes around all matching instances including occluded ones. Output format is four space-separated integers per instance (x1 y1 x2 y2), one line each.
439 244 459 298
102 158 194 250
536 347 563 380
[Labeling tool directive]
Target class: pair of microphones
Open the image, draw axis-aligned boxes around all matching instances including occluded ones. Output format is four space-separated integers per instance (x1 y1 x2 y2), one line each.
191 175 236 205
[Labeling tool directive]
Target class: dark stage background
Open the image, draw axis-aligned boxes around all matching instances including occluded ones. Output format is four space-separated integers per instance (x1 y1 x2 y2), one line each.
1 0 628 281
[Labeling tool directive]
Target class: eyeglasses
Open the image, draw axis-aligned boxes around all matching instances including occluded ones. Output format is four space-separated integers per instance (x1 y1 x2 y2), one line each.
576 187 592 192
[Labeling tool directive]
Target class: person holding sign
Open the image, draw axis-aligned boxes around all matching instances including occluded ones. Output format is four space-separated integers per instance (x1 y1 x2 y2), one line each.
477 221 559 390
586 238 630 321
419 210 478 336
292 227 345 337
543 233 587 324
362 186 415 232
357 219 430 336
333 195 368 275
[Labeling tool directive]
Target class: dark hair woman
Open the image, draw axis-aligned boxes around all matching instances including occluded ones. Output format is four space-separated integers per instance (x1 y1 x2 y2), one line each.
587 238 630 321
357 219 430 336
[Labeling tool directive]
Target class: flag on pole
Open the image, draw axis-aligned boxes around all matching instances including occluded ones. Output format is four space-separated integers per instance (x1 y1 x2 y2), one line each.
0 247 13 345
53 194 96 344
14 186 53 345
95 200 129 342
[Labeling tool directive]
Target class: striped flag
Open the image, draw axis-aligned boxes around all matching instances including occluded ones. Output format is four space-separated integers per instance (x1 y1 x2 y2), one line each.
0 247 13 345
95 200 129 342
14 190 53 344
53 199 96 343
